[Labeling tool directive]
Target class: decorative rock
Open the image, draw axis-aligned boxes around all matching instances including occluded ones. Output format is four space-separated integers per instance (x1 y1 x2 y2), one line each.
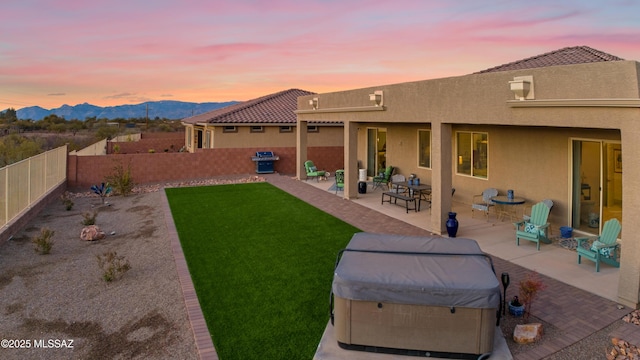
623 309 640 325
513 323 543 344
80 225 106 241
608 336 640 360
67 176 267 198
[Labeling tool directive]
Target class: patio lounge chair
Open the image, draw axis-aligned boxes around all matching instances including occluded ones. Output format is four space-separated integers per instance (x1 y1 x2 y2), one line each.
514 201 551 251
372 166 394 190
576 218 621 272
523 199 554 235
334 170 345 194
471 188 498 219
304 160 326 182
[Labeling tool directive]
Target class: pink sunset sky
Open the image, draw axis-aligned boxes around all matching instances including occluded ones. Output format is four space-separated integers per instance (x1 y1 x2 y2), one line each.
2 0 640 110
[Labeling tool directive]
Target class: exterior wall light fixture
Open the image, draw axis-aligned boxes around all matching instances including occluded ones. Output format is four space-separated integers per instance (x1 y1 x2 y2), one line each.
369 90 383 107
509 76 534 100
309 97 318 110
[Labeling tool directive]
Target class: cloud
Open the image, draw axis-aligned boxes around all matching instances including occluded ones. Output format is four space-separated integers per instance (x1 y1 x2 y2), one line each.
104 93 136 99
47 93 66 96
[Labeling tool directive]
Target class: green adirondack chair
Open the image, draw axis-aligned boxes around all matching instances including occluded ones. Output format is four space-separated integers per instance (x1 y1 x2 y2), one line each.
334 170 345 194
304 160 326 182
576 218 621 272
514 201 551 251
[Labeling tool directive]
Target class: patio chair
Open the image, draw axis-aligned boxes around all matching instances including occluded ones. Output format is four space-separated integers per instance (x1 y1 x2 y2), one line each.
304 160 326 182
514 201 551 251
372 166 394 190
576 218 621 272
523 199 554 235
334 170 345 194
471 188 498 219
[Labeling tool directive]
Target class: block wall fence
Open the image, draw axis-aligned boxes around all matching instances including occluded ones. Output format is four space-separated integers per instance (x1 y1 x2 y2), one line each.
108 132 185 154
68 145 344 190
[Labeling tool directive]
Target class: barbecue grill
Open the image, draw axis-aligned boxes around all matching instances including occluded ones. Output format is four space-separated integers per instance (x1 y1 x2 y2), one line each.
251 151 279 174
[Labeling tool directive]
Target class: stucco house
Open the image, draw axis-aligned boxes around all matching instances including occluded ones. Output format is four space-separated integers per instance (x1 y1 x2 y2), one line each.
180 88 344 174
295 46 640 307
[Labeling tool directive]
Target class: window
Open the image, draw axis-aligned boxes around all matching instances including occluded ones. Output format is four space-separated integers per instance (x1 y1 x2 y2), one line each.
280 126 293 133
250 126 264 133
187 127 192 148
418 130 431 168
204 130 211 148
456 132 488 178
223 126 237 133
307 125 319 133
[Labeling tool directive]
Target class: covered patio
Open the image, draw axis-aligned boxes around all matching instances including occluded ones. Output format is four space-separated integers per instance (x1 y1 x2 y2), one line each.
305 177 620 302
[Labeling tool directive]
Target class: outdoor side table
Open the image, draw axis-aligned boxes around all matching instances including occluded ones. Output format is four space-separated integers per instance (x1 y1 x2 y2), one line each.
491 195 526 222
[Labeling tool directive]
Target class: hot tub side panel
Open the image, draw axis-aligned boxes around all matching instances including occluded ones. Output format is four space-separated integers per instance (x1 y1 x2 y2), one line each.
334 297 496 355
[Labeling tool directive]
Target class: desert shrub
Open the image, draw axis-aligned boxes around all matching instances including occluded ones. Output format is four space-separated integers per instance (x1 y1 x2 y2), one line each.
96 251 131 282
106 160 135 196
519 271 547 320
82 210 98 225
32 228 55 254
60 192 74 210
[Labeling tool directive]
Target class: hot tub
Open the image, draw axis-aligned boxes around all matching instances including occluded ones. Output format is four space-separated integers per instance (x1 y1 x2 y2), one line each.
331 232 500 358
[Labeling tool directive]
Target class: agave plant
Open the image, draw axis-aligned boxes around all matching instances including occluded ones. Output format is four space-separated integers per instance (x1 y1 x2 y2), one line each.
91 182 112 204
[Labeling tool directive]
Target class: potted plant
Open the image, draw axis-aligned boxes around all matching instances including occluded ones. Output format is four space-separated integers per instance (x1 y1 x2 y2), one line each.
518 271 547 320
508 295 525 317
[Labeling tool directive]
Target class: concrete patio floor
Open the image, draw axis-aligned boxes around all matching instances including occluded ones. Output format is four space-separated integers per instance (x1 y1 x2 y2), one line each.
304 178 620 302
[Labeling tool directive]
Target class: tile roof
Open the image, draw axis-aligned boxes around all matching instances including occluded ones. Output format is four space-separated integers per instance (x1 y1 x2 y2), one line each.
181 88 315 125
475 46 624 74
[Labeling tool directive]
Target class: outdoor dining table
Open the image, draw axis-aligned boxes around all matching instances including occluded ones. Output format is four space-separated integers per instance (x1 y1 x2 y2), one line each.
491 195 526 222
391 181 432 211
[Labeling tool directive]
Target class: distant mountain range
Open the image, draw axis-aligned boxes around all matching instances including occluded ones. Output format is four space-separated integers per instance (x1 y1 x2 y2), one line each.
11 100 240 121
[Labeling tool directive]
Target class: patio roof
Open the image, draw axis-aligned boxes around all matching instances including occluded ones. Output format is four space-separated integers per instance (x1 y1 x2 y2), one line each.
475 45 624 74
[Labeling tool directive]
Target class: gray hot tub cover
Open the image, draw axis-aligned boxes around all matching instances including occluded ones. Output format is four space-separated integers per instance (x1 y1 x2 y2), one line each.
332 232 500 309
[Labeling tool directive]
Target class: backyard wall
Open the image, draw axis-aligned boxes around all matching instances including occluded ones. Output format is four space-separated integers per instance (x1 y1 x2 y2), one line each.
67 145 343 190
108 132 185 154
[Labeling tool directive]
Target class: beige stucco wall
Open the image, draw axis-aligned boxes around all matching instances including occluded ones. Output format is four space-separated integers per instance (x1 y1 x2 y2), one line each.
356 124 620 227
297 61 639 127
210 125 343 148
183 124 343 151
297 59 640 307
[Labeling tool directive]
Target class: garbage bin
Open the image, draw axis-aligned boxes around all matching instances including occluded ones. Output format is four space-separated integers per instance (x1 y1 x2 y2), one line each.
358 169 367 182
358 181 367 194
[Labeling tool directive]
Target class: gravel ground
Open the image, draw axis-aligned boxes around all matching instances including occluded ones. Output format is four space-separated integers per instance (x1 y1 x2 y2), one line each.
0 176 264 360
0 187 201 360
499 311 626 359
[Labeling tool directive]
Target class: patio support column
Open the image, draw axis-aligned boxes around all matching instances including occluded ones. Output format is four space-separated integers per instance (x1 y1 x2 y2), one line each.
343 120 358 199
296 120 308 181
617 129 640 308
431 123 453 235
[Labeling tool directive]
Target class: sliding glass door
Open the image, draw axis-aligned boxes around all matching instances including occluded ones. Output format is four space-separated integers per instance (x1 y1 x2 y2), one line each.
571 139 622 235
367 128 387 177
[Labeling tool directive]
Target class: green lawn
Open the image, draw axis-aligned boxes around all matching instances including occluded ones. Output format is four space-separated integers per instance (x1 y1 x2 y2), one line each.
165 183 360 360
